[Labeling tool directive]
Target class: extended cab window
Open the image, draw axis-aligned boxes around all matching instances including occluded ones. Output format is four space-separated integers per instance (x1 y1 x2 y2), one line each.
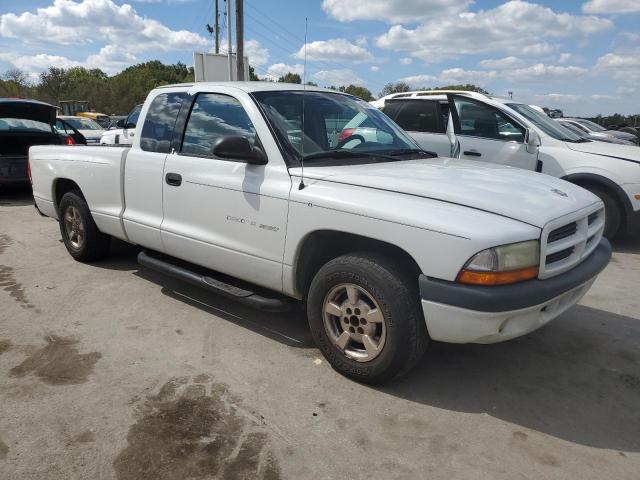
181 93 256 157
382 100 445 134
140 92 188 153
454 98 525 142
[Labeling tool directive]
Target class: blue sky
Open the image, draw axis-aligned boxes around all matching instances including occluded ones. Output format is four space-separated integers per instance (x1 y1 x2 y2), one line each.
1 0 639 115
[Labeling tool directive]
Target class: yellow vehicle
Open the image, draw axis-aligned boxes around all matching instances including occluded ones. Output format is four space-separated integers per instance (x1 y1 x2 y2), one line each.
59 100 110 128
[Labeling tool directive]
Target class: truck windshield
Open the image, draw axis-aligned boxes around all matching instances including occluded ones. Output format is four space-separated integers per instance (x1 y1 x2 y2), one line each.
507 103 585 142
252 90 421 164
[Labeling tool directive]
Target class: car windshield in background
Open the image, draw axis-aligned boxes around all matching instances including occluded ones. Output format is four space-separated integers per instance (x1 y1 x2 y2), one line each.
575 119 607 132
65 118 103 130
252 90 421 164
0 118 52 132
507 103 584 142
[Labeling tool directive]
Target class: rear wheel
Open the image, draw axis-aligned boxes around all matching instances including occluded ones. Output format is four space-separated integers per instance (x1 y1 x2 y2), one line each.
307 253 427 384
586 186 621 239
58 191 110 262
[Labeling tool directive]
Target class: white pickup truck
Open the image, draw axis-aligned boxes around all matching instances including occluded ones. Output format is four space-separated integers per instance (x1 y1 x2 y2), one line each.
30 82 611 383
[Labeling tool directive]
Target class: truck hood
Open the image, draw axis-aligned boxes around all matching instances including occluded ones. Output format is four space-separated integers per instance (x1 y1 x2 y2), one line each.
291 158 600 228
565 141 640 164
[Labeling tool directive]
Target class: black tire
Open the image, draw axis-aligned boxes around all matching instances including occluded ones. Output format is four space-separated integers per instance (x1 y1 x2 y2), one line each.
307 252 428 384
58 191 110 262
587 186 622 239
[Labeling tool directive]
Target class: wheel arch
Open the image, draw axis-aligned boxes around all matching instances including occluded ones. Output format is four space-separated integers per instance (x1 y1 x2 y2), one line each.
53 178 84 212
562 172 632 218
292 229 422 298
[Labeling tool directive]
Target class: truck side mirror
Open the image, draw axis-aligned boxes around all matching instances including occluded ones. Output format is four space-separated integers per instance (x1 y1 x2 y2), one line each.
525 128 541 154
115 119 126 128
213 136 267 165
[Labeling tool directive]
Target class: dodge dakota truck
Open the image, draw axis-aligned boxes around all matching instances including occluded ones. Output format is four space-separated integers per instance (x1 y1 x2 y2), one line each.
30 82 612 384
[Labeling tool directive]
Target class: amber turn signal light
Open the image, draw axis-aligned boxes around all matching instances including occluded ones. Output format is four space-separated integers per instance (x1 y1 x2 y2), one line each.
456 265 539 286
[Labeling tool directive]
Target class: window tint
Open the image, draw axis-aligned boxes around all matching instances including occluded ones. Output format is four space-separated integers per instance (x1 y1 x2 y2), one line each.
181 93 256 157
383 100 444 134
140 92 188 153
454 98 525 142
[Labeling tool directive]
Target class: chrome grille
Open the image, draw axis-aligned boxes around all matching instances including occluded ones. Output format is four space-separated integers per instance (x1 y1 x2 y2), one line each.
539 204 605 279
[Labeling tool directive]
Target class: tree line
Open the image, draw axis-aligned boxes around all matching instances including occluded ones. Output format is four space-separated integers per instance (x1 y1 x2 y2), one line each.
1 61 637 126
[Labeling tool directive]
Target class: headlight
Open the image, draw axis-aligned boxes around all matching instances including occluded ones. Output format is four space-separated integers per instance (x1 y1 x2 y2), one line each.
457 240 539 286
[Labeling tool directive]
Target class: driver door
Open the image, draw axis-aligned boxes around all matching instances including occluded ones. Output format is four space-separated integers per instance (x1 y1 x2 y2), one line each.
448 94 538 171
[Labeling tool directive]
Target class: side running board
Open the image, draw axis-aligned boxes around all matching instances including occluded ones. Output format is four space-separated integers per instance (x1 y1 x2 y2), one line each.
137 251 292 312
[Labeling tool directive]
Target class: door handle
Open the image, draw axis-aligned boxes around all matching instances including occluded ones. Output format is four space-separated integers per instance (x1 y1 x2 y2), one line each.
463 150 482 157
165 172 182 186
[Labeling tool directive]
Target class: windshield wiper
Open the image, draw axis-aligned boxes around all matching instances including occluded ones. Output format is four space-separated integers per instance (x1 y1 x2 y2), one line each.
302 149 401 162
382 148 438 158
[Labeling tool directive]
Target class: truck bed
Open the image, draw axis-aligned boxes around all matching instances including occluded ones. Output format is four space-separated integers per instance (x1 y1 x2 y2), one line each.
30 145 129 240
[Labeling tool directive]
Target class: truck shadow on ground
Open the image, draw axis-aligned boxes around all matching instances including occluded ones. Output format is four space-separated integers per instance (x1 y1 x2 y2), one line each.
98 240 640 453
384 304 640 453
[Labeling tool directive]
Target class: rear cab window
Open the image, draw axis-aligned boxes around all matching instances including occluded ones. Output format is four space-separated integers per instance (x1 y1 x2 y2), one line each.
140 92 189 153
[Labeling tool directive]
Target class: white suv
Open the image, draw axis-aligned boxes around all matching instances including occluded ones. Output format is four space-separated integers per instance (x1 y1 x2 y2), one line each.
373 91 640 238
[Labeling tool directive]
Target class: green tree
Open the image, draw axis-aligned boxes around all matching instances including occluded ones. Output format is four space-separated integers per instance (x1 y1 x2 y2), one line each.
278 72 301 84
38 67 70 104
0 68 31 97
378 81 411 97
339 85 373 101
249 65 260 81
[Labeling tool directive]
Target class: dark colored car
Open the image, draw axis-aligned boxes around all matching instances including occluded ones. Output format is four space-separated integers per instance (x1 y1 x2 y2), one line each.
0 98 76 186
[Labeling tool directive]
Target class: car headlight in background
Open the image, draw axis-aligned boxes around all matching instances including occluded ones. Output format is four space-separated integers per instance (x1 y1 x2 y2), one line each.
456 240 540 286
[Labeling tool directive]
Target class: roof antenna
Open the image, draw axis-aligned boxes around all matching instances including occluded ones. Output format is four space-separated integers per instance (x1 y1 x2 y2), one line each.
298 17 308 190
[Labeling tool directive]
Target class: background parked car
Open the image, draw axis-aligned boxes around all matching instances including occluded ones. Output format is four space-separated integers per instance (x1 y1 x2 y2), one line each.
1 98 72 186
56 116 104 145
100 104 141 145
556 118 636 145
564 118 639 145
374 90 640 238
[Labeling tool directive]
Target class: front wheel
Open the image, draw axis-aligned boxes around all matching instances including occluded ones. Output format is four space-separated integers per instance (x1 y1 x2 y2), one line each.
307 253 428 384
58 191 111 262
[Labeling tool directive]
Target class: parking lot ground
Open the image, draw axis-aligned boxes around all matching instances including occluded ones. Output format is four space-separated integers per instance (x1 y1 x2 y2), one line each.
1 185 639 480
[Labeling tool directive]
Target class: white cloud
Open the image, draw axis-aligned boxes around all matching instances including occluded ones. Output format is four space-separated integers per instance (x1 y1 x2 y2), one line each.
400 69 496 88
594 50 640 80
583 0 640 14
293 38 373 63
376 1 612 63
266 63 304 78
370 65 380 72
534 93 581 104
399 57 413 65
558 53 575 64
479 56 524 69
321 0 472 24
313 69 364 86
398 74 437 87
0 0 207 53
0 45 138 76
504 63 589 82
244 39 269 66
590 94 616 100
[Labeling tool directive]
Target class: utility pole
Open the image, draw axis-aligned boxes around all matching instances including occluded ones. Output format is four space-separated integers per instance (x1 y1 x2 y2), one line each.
226 0 232 80
214 0 219 54
235 0 244 81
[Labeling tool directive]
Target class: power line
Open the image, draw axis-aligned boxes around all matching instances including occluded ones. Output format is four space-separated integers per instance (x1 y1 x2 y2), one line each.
243 10 384 90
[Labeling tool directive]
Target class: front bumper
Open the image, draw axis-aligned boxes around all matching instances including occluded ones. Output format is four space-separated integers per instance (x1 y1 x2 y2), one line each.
419 238 612 344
